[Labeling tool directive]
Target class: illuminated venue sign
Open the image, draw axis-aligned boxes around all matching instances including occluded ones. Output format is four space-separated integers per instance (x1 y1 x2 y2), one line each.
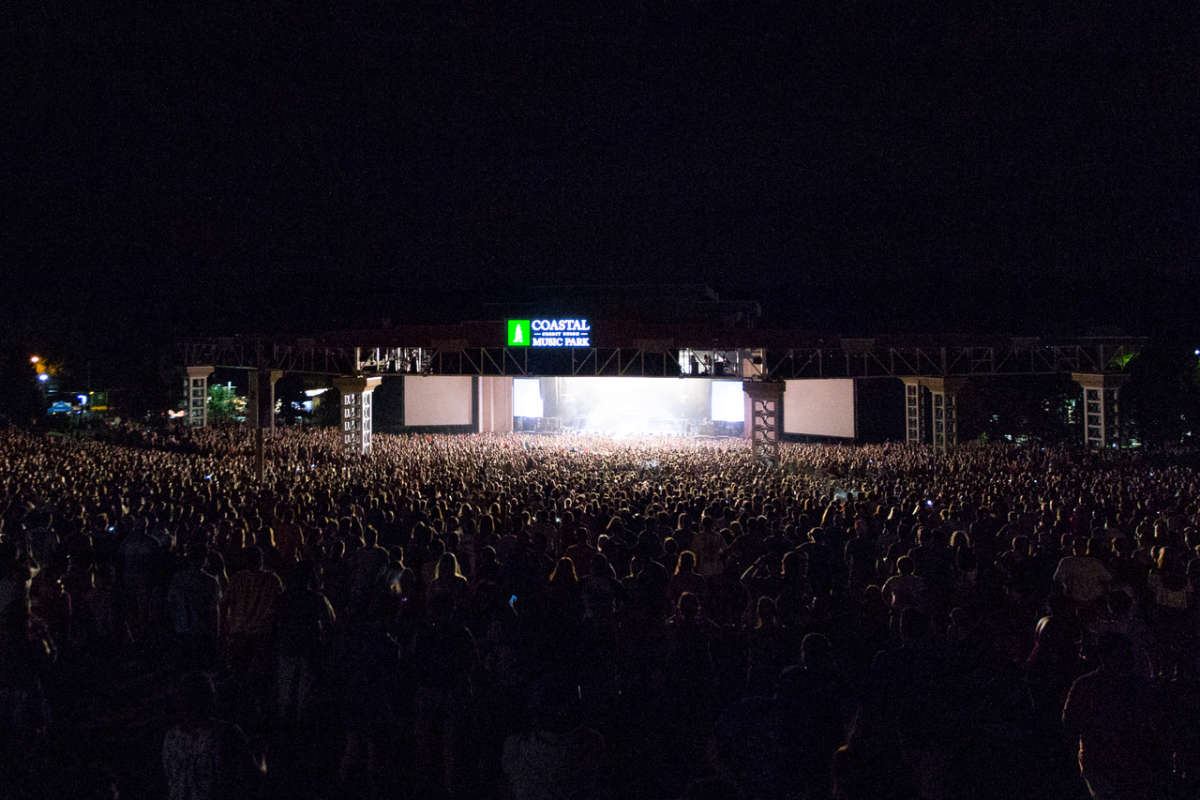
507 318 591 348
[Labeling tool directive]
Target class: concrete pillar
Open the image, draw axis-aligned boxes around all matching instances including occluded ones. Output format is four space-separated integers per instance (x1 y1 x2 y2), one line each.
247 369 283 430
477 376 514 433
901 377 966 451
743 381 785 465
334 376 382 454
924 378 966 453
1072 373 1128 448
185 366 214 427
901 378 926 445
743 391 753 439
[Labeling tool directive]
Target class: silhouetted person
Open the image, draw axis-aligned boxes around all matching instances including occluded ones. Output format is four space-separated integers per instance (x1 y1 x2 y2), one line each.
273 560 334 724
162 672 263 800
503 678 605 800
1063 633 1167 800
167 547 222 668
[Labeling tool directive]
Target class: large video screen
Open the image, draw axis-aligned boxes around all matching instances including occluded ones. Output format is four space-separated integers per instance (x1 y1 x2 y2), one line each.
783 379 855 438
403 376 474 426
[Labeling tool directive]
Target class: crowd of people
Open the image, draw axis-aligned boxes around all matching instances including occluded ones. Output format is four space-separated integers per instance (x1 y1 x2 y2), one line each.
1 422 1199 799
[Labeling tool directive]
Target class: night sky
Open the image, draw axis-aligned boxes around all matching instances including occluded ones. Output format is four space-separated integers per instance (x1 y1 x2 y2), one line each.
5 4 1198 384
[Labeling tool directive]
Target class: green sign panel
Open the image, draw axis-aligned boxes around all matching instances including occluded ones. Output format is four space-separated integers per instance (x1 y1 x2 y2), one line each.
507 319 531 347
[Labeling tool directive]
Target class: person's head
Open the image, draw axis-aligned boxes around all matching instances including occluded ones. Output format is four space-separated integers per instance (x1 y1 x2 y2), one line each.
947 606 974 640
398 567 416 597
956 545 977 571
434 552 463 581
755 596 777 628
1105 535 1128 558
244 546 263 571
781 549 803 580
677 591 701 620
675 550 696 575
186 546 207 569
1105 589 1132 618
92 562 116 588
288 560 319 591
800 632 834 672
1186 527 1200 551
854 517 870 537
590 552 613 579
1188 558 1200 587
1157 545 1184 574
549 556 578 584
662 537 678 560
896 555 914 576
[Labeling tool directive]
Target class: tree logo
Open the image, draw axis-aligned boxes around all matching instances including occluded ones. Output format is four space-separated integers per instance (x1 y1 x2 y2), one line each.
507 320 531 347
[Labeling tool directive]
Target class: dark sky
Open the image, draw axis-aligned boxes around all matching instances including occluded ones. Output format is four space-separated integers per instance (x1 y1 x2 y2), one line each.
4 4 1198 381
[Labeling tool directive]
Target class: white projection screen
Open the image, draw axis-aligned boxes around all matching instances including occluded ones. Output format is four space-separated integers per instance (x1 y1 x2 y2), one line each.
404 376 474 426
783 379 856 438
513 379 543 418
711 380 744 422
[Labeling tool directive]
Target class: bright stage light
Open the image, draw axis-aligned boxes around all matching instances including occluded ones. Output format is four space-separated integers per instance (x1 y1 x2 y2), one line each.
513 378 543 417
711 381 744 422
514 377 746 438
37 374 49 383
566 377 705 437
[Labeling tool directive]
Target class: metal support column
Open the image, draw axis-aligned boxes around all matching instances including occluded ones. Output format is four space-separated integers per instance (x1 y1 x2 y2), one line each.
743 381 785 466
930 391 953 452
926 383 955 453
1072 373 1127 448
901 378 926 445
185 366 215 427
247 369 284 431
924 378 965 453
334 375 382 455
902 377 965 451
